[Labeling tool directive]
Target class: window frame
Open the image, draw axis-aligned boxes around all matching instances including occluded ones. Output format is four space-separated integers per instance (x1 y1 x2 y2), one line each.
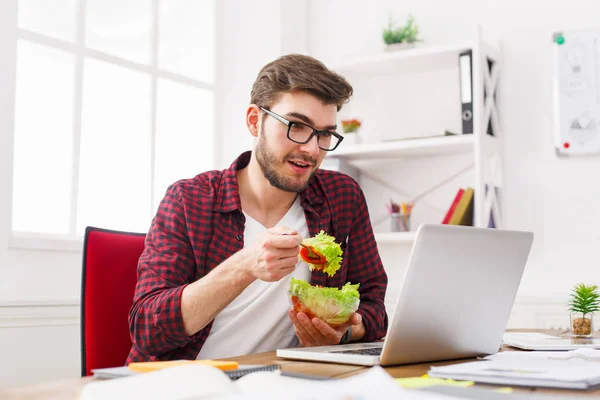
8 0 220 252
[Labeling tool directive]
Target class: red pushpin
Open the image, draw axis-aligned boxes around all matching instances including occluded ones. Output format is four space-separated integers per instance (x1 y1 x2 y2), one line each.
563 142 570 149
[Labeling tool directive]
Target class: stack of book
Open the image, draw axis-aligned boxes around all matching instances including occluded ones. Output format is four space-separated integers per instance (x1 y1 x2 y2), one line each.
441 188 474 226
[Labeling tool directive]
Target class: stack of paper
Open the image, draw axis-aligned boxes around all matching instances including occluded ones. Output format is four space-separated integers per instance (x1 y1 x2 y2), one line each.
503 332 600 350
429 350 600 389
81 364 453 400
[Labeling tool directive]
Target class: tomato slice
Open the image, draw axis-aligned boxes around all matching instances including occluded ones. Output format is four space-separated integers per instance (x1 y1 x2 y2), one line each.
290 295 343 327
299 245 327 265
291 295 317 320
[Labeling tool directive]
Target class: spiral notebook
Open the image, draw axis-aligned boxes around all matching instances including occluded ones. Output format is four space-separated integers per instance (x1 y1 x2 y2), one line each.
92 363 281 380
227 364 281 380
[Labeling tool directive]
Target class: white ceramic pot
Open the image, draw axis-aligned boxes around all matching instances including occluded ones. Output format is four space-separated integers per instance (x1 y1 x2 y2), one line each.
385 42 416 52
341 133 361 146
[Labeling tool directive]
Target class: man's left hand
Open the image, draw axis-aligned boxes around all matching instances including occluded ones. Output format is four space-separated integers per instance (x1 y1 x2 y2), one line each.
288 310 364 347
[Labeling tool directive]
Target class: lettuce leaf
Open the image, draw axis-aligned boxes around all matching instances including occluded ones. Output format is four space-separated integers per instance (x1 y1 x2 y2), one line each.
289 278 360 326
301 230 343 277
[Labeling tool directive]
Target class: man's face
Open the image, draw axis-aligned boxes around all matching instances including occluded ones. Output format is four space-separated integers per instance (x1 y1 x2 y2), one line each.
255 91 337 193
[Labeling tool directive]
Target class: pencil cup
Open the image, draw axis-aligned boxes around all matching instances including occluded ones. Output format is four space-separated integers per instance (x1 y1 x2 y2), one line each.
390 212 410 232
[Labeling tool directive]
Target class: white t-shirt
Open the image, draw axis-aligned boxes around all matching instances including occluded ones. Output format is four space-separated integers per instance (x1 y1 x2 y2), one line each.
197 197 311 359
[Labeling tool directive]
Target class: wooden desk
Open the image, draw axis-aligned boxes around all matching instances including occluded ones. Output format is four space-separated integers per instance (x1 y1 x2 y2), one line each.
230 349 600 398
4 335 600 399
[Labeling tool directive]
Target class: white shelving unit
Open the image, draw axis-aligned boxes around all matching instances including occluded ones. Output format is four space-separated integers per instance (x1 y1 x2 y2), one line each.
373 232 417 244
327 28 503 243
332 42 474 76
331 134 475 160
325 30 504 320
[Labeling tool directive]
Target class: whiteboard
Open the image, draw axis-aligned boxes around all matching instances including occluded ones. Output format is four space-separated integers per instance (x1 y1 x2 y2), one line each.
553 29 600 156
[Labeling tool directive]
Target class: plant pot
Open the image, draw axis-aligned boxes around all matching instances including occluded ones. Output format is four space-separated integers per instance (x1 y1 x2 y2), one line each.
385 42 417 52
341 133 362 146
570 313 594 337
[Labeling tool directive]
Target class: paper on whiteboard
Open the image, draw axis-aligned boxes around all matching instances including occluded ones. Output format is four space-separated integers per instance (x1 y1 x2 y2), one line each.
553 29 600 155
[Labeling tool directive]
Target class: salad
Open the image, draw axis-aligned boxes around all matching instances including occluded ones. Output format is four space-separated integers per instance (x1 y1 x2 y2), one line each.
299 230 343 277
289 278 360 326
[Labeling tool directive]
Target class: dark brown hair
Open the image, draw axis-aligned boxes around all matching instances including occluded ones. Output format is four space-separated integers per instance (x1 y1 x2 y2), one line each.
250 54 353 111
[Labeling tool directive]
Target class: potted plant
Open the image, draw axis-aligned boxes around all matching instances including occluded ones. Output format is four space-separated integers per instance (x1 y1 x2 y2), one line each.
340 119 362 145
382 14 421 51
568 283 600 337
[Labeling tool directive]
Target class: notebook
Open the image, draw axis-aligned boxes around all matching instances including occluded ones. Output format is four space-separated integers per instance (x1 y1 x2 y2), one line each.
92 363 280 380
277 224 534 366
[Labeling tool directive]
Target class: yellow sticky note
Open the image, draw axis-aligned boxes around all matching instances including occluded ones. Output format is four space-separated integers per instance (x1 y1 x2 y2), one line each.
396 374 474 389
493 387 514 393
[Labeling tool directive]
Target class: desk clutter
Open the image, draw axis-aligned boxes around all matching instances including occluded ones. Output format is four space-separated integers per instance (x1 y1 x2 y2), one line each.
82 364 447 400
429 348 600 390
84 360 586 400
83 349 599 399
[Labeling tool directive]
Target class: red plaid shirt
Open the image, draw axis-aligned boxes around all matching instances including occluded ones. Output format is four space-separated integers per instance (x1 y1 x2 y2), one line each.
127 151 388 363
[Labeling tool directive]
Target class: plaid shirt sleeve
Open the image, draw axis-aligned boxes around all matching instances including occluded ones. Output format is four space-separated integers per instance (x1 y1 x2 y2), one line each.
345 182 388 342
128 184 201 359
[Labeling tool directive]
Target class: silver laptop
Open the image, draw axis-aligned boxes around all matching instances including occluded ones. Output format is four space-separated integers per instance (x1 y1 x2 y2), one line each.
277 224 534 366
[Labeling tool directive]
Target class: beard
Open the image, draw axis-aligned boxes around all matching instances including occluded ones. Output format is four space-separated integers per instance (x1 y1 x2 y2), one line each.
255 127 318 193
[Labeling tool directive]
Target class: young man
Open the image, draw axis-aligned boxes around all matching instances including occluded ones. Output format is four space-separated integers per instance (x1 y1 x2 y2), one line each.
127 54 388 362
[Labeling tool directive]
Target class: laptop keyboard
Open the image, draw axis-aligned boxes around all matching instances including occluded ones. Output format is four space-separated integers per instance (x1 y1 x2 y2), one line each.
332 347 383 356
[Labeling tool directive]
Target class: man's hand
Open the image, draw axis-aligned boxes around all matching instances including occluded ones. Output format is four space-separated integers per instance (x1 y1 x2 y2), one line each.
288 310 364 347
240 226 302 282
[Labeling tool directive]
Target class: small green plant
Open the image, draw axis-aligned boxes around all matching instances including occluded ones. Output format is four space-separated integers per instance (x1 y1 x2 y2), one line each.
382 14 420 45
568 283 599 336
568 283 600 317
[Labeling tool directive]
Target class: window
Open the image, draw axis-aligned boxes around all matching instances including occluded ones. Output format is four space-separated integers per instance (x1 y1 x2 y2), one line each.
12 0 216 241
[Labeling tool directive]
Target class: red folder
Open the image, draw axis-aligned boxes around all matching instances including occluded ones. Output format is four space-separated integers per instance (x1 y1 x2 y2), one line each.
442 188 464 224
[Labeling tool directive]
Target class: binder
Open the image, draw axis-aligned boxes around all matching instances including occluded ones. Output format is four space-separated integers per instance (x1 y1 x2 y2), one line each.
459 50 473 134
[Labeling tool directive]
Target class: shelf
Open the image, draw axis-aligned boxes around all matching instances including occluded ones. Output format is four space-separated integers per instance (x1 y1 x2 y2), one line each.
329 135 475 161
374 232 417 244
331 42 474 76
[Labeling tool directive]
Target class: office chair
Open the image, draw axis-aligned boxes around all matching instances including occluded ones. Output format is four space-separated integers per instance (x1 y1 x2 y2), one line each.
80 226 145 376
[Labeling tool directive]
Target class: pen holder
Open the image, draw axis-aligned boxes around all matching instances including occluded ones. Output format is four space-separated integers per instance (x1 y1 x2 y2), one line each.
390 212 410 232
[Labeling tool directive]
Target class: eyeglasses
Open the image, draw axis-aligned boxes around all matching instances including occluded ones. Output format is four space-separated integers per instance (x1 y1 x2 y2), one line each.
259 106 344 151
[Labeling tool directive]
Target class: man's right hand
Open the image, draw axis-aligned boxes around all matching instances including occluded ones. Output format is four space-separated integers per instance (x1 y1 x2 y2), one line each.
241 226 302 282
181 226 301 336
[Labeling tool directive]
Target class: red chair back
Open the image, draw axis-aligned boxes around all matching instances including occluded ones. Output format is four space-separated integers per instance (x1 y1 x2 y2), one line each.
81 226 145 376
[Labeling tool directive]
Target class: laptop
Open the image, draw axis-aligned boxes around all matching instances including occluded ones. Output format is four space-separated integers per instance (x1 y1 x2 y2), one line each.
277 224 534 366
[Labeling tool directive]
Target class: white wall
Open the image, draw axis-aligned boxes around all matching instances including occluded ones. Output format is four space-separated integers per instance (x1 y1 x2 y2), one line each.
307 0 600 325
217 0 308 169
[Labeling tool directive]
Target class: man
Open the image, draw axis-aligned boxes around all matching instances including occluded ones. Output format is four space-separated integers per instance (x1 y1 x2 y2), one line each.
128 54 388 362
